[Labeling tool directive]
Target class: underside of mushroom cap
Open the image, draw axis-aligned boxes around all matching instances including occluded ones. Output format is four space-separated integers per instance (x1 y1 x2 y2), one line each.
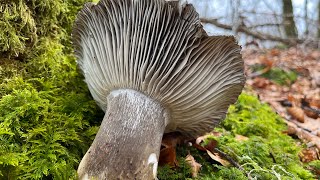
72 0 245 137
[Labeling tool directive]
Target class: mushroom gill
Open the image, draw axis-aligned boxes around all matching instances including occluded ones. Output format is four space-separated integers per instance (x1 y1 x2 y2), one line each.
72 0 245 179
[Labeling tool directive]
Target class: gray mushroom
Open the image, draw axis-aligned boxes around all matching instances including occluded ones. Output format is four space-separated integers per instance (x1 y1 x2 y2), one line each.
72 0 245 179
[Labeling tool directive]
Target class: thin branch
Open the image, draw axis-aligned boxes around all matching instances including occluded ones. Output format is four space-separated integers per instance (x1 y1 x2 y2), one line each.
214 148 245 171
247 23 281 29
200 18 319 47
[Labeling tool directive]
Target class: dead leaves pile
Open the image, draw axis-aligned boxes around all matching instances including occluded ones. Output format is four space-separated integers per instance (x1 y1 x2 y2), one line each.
244 47 320 163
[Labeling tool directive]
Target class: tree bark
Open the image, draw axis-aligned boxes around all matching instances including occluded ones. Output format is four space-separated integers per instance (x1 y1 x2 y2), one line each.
282 0 298 38
318 0 320 38
78 89 169 180
304 0 309 36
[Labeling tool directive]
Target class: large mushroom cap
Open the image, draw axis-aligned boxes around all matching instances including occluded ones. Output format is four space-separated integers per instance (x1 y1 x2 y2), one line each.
72 0 245 137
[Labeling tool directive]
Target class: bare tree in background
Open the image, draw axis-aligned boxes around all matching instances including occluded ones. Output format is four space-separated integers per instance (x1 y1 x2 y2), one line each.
304 0 309 36
199 0 319 47
282 0 298 38
318 0 320 38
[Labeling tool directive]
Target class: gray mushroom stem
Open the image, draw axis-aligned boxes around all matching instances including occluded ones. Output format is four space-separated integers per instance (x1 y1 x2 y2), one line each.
73 0 245 179
78 89 169 179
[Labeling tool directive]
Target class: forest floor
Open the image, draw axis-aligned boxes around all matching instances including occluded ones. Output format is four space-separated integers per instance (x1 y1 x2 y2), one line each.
244 47 320 154
158 47 320 180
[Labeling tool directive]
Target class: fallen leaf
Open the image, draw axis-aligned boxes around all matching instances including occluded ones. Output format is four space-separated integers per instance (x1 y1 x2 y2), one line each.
159 147 177 167
310 99 320 109
283 126 297 135
206 150 230 166
252 77 271 88
299 147 320 163
235 134 249 141
269 49 280 56
259 55 274 67
287 107 305 123
161 132 184 148
304 109 319 119
185 154 202 177
203 140 217 152
159 132 184 167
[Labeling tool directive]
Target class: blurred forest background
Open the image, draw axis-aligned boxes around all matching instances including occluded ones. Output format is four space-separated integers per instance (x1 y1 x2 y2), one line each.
189 0 320 48
0 0 319 179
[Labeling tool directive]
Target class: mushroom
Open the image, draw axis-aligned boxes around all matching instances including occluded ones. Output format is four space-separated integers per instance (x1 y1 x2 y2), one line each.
72 0 245 179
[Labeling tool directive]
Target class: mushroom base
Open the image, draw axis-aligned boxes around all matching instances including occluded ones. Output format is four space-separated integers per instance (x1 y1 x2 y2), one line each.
78 89 168 180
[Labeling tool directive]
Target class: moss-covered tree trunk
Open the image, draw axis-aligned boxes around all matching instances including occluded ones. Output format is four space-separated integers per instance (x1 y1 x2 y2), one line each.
282 0 298 38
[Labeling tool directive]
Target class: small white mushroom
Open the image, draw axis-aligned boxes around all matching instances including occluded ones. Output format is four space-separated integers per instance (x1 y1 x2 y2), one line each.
72 0 245 179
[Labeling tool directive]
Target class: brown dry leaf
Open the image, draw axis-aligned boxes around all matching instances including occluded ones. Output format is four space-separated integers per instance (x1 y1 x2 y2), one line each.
252 77 271 88
304 109 319 119
299 147 320 163
159 132 183 167
287 94 301 106
206 150 230 166
185 154 202 177
259 55 274 68
269 49 280 56
287 107 305 123
283 126 297 135
204 139 218 152
310 99 320 109
159 147 177 167
235 134 249 141
161 132 184 148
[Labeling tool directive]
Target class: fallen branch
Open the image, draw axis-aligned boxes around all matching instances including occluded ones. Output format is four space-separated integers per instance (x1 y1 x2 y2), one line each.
200 18 319 47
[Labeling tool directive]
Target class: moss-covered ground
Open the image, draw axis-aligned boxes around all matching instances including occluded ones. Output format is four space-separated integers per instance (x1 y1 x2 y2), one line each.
158 93 319 180
0 0 319 179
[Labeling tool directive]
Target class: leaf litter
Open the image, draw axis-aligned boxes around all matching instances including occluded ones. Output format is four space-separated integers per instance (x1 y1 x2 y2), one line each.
244 47 320 162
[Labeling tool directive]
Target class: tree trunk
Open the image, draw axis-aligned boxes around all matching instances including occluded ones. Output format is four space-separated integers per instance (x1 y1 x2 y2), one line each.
318 0 320 38
77 89 168 180
304 0 309 36
282 0 298 38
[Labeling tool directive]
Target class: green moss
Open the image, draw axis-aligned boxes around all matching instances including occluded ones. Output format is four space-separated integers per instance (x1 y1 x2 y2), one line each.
214 93 314 179
157 158 193 180
251 65 298 85
0 38 103 179
0 0 88 58
0 1 103 178
158 93 315 180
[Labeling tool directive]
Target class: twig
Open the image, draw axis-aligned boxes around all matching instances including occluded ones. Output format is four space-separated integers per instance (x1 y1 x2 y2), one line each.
200 18 319 47
214 147 244 171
